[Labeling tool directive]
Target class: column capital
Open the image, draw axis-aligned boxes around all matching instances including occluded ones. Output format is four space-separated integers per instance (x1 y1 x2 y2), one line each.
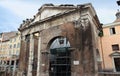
21 36 26 40
33 32 41 37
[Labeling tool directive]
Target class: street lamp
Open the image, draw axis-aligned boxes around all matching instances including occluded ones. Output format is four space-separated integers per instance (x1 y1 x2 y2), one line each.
117 0 120 5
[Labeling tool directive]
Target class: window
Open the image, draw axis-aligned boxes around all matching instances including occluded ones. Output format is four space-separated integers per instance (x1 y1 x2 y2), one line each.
16 51 19 55
14 38 16 42
14 44 16 48
10 45 12 48
112 44 119 51
17 43 20 48
9 51 11 55
110 27 116 35
10 40 12 43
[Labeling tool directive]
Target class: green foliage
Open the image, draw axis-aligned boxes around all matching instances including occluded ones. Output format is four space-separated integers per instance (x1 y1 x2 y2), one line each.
98 30 103 37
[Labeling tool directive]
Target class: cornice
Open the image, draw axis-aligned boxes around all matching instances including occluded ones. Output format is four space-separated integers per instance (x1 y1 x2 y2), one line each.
103 22 120 28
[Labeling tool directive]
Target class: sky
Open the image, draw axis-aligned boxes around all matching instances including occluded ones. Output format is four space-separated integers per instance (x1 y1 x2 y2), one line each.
0 0 119 33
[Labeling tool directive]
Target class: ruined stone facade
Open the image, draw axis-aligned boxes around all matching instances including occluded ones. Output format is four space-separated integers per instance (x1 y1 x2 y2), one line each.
17 3 101 76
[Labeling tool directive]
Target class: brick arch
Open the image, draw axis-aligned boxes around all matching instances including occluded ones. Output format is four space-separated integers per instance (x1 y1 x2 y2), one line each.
47 36 63 49
40 23 75 74
40 22 76 52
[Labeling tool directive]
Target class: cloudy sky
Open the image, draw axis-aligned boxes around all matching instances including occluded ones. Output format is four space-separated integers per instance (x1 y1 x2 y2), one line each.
0 0 119 33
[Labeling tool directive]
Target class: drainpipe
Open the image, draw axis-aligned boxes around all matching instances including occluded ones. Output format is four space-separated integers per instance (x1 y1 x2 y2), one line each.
100 37 105 71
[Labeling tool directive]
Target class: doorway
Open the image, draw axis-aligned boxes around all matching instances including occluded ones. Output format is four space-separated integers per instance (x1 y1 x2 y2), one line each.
49 47 71 76
114 58 120 72
49 37 71 76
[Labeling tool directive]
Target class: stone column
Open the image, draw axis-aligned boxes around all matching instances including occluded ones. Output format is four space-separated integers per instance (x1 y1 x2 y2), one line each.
37 33 41 76
17 36 26 76
27 34 34 76
12 59 16 76
8 59 12 73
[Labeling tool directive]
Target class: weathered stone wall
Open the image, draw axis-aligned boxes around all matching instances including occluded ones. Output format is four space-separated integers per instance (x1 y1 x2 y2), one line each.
17 36 30 76
21 10 80 36
40 22 76 76
18 39 27 75
41 22 75 51
17 3 102 76
32 36 38 76
39 21 97 76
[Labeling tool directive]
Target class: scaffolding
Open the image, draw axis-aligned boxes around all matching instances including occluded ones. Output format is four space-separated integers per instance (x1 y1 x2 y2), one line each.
49 47 71 76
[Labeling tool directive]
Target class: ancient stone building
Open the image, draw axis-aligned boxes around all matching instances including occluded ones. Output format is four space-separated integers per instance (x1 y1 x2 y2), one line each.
17 3 102 76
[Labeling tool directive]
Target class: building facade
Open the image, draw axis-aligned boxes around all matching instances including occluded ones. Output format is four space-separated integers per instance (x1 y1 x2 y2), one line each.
17 3 101 76
0 40 9 72
0 31 21 76
9 32 21 76
99 11 120 72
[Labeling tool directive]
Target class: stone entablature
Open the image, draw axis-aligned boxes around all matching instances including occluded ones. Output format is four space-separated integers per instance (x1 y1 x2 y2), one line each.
19 3 101 36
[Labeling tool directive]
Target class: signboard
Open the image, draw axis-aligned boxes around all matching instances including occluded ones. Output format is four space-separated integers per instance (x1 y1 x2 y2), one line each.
73 61 79 65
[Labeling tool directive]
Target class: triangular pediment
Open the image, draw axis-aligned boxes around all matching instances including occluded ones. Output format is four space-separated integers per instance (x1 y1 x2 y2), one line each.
19 3 101 32
39 4 76 20
109 52 120 57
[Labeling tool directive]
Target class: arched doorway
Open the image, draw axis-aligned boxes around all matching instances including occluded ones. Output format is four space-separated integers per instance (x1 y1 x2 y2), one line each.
48 37 71 76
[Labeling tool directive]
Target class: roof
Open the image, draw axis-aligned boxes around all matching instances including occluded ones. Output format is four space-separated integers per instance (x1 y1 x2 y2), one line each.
19 3 101 31
103 22 120 28
1 31 18 42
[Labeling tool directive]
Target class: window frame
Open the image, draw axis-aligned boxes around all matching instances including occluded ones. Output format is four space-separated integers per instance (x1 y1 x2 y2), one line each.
110 27 116 35
112 44 119 51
